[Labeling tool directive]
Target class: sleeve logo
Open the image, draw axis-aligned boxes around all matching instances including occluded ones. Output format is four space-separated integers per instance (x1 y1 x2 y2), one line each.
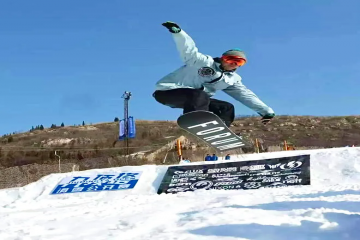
198 67 216 77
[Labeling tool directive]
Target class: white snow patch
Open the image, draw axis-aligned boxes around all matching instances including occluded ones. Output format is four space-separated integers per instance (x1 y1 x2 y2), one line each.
129 150 152 157
78 126 98 131
41 138 74 146
0 147 360 239
41 137 93 146
164 136 175 138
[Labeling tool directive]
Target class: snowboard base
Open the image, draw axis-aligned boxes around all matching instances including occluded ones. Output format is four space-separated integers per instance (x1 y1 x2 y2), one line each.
177 110 251 152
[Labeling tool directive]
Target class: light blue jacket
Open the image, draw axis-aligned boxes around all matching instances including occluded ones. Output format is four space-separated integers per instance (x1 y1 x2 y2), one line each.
155 30 275 116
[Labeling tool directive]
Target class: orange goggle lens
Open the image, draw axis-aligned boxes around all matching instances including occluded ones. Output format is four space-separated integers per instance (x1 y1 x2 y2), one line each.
221 56 246 66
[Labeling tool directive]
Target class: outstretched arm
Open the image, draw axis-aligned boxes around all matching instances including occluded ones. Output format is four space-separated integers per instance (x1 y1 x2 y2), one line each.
223 80 275 117
162 21 213 66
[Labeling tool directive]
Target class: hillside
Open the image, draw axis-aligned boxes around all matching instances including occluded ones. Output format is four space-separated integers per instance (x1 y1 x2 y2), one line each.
1 115 360 189
1 115 359 168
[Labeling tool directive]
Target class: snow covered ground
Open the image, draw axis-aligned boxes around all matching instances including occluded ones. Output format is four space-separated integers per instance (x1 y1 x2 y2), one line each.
1 147 360 240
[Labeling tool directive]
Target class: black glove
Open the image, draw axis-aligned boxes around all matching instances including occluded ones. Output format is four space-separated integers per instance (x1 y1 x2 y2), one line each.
261 113 275 125
162 21 181 33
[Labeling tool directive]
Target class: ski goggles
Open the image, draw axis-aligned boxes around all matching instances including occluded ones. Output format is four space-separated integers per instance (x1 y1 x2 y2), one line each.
221 55 247 67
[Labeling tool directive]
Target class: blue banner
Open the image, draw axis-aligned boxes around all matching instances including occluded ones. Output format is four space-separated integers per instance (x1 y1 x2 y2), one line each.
119 117 136 140
50 172 142 195
119 119 125 140
128 116 136 139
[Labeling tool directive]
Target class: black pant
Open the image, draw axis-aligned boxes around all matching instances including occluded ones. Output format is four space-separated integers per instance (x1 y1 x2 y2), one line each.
153 88 235 127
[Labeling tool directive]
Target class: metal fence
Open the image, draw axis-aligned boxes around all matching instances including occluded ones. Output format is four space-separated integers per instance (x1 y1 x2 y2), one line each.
0 163 77 189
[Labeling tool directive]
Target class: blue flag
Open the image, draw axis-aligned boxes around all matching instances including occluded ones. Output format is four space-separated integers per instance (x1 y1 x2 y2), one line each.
119 119 125 140
128 116 136 138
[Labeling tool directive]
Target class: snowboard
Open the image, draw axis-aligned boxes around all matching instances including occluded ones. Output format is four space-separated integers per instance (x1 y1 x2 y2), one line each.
177 110 251 152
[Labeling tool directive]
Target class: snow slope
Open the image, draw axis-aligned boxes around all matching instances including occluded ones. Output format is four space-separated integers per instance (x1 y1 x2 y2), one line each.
1 147 360 240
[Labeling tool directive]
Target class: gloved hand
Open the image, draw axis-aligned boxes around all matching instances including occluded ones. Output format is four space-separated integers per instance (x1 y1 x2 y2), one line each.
162 21 181 33
261 113 275 125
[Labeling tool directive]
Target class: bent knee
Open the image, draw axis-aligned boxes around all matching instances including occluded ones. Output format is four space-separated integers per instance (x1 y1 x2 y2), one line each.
225 102 235 111
188 89 209 101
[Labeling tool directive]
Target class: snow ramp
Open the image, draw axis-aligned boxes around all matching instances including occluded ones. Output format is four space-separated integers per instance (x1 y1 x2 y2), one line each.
1 147 360 240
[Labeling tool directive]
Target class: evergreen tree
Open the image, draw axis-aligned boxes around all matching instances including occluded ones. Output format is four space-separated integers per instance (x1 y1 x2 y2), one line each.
40 125 44 130
82 121 85 126
61 122 65 127
114 117 119 122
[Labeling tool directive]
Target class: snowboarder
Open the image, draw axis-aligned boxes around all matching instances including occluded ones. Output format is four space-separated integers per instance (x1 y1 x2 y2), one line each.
153 21 275 127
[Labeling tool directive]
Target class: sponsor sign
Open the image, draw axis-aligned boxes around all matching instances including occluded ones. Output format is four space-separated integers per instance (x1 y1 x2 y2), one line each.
157 155 310 194
50 172 142 195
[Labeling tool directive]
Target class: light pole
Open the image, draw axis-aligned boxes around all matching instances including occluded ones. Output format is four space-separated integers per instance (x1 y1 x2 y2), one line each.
122 91 132 155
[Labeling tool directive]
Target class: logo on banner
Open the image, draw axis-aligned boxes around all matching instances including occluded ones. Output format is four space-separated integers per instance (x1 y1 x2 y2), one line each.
280 161 302 169
190 180 213 190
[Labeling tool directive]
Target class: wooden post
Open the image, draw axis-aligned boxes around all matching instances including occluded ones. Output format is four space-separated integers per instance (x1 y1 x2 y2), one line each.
284 140 288 151
177 139 182 160
255 138 260 153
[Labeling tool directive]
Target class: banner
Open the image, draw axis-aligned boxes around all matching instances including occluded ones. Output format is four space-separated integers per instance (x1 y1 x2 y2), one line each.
50 171 142 195
119 119 125 140
118 117 136 140
157 155 310 194
128 116 136 139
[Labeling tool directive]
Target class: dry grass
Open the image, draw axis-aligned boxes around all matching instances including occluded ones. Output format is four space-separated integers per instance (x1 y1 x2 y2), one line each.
0 155 149 189
1 115 360 169
232 115 360 147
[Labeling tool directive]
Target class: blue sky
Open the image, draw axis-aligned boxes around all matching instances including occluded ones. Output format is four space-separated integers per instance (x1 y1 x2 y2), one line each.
1 0 359 135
